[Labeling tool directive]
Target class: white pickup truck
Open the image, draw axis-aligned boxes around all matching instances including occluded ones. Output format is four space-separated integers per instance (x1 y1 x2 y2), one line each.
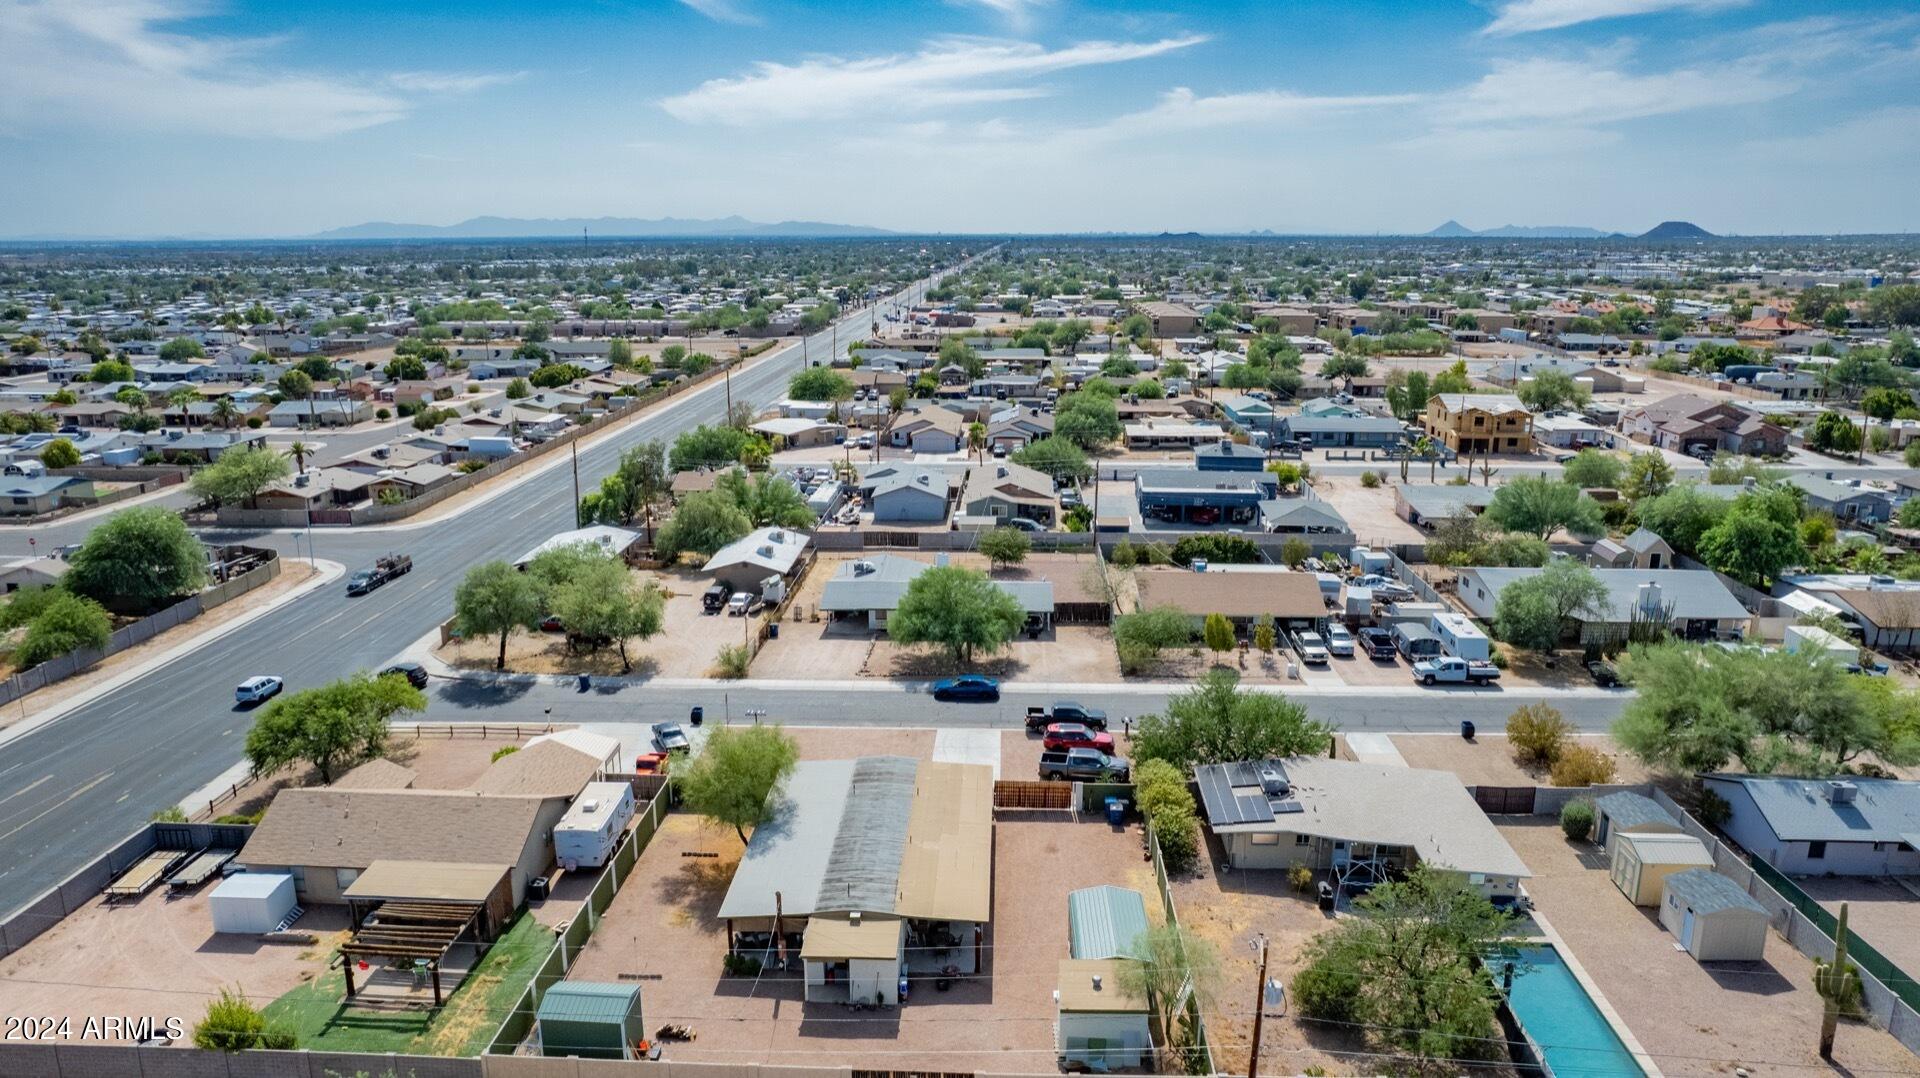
1412 656 1501 685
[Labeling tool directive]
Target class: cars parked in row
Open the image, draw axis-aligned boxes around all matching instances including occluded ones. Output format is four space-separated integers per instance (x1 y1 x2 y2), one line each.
1292 630 1330 665
1025 702 1108 731
1039 748 1130 782
1042 723 1115 753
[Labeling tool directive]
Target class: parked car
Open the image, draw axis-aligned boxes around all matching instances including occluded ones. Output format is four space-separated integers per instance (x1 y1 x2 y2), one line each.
1189 506 1221 525
1059 489 1084 509
1586 660 1621 687
702 583 730 613
1039 748 1130 782
1005 517 1044 532
932 674 1000 702
1356 627 1398 661
1025 702 1109 731
1412 656 1501 685
347 553 412 596
1324 625 1356 658
380 662 429 689
992 443 1008 458
651 722 691 752
235 675 283 706
1043 723 1116 753
1292 630 1330 664
855 434 875 450
727 592 753 616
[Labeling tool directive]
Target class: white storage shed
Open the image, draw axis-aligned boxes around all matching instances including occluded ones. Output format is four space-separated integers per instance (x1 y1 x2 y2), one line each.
1659 869 1769 962
209 872 297 934
554 781 636 871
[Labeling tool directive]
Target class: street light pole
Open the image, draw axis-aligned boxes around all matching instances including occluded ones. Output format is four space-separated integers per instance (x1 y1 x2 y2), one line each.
570 440 581 524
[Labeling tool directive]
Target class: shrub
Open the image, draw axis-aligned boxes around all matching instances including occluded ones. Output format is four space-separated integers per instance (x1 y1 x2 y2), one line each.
1117 639 1158 675
1291 948 1362 1024
150 806 187 822
1288 862 1314 893
1360 470 1381 489
1506 703 1572 766
1152 803 1200 874
722 952 764 976
490 745 520 763
1550 744 1617 788
1253 622 1275 652
192 988 290 1052
245 417 262 428
213 811 264 825
375 407 391 420
715 643 751 679
1559 798 1595 841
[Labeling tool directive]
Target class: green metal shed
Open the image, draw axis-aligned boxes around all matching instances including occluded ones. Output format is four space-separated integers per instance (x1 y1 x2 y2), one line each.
537 981 645 1060
1068 885 1150 960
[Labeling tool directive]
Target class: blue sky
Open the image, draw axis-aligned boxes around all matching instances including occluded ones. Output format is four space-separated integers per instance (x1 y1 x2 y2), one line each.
2 0 1917 237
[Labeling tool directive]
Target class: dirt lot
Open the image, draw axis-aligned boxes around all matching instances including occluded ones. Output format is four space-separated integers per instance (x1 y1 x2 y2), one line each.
1169 834 1385 1076
1796 876 1920 983
1499 818 1919 1078
437 569 755 679
753 551 1121 682
562 810 1160 1071
1391 733 1654 789
0 883 348 1040
1310 476 1428 547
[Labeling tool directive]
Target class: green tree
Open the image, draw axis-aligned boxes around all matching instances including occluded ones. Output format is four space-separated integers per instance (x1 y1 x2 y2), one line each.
38 438 80 469
243 671 425 783
1132 668 1332 772
1202 612 1236 656
158 336 205 362
1054 392 1122 449
1291 867 1512 1061
529 363 587 389
547 556 665 672
385 354 428 381
89 358 136 383
1515 368 1591 413
453 560 545 670
1634 485 1728 555
1115 924 1222 1070
978 526 1032 570
189 445 290 509
505 377 530 400
1011 436 1092 482
655 491 753 560
1860 387 1913 421
1620 450 1676 500
1484 476 1605 540
789 366 855 402
679 724 800 843
1493 560 1610 651
608 338 633 367
580 440 670 530
65 507 207 613
1868 284 1920 327
888 565 1026 665
1561 448 1622 489
716 468 816 528
1808 411 1863 455
14 592 112 668
1697 487 1807 588
670 423 753 471
1385 369 1435 422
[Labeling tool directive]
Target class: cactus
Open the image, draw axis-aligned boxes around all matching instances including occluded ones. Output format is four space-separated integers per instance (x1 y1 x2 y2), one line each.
1815 902 1862 1059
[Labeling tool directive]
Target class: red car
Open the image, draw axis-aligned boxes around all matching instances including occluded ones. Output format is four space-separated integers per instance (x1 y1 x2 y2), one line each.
1043 723 1116 753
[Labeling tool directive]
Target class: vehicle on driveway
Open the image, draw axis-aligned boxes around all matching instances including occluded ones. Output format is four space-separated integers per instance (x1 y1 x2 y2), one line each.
235 675 283 706
1025 702 1108 731
727 592 753 616
1004 517 1044 532
1042 723 1115 753
703 583 729 613
1292 630 1330 665
932 675 1000 702
1586 660 1620 687
1413 656 1501 685
380 662 429 689
347 553 412 596
1324 624 1356 658
1356 627 1397 660
651 722 691 751
1039 748 1130 782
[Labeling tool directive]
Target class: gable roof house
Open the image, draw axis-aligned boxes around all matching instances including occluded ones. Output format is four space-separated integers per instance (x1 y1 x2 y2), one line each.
819 553 1052 631
986 407 1053 450
1278 413 1407 449
1588 527 1675 570
1195 757 1531 900
960 462 1056 526
864 465 956 523
1133 567 1327 633
1699 775 1920 876
1455 568 1750 645
1393 482 1497 528
890 407 965 453
1619 394 1787 457
1786 474 1892 525
703 526 812 593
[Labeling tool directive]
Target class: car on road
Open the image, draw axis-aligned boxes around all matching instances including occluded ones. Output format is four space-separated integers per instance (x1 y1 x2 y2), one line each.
1292 630 1330 665
235 675 283 706
1042 723 1115 753
932 675 1000 702
651 722 691 752
1357 627 1398 660
346 553 412 596
1324 624 1356 658
856 434 875 449
380 662 429 689
1586 660 1620 687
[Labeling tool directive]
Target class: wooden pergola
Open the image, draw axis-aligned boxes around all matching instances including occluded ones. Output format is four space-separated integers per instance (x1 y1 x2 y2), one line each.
338 902 480 1007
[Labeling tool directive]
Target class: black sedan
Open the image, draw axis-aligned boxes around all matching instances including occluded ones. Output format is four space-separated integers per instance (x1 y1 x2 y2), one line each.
932 675 1001 702
1586 660 1621 688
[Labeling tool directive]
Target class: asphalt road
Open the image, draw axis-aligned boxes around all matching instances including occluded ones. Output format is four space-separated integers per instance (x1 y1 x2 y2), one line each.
0 273 945 918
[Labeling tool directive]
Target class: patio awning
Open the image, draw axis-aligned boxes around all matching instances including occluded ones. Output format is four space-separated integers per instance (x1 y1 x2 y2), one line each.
800 916 903 962
343 861 508 905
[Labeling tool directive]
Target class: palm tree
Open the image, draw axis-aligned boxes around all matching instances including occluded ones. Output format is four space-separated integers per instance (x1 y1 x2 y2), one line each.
286 441 311 473
1413 435 1438 483
211 396 240 430
168 386 200 429
968 422 987 462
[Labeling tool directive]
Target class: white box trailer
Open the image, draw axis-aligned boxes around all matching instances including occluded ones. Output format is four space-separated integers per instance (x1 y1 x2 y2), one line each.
1348 547 1391 575
1783 624 1859 666
554 782 636 872
1430 612 1491 661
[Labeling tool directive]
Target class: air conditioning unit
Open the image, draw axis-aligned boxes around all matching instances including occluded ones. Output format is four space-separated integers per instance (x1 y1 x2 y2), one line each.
1827 781 1858 804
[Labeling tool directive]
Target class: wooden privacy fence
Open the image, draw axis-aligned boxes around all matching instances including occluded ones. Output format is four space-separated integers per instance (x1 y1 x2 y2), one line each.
0 551 279 709
993 779 1072 810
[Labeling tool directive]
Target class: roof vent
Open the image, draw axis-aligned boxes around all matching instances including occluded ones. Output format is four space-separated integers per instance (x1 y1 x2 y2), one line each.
1828 781 1858 804
294 472 310 487
1192 558 1209 573
756 546 774 558
1090 973 1103 990
849 911 862 925
1258 765 1290 797
769 530 784 543
580 800 600 814
852 560 875 576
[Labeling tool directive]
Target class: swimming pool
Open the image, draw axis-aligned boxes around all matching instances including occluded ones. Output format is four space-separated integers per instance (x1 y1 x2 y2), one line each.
1496 944 1646 1078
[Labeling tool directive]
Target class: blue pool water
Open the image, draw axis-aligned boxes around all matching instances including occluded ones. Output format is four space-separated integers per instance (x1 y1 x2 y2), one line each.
1498 945 1646 1078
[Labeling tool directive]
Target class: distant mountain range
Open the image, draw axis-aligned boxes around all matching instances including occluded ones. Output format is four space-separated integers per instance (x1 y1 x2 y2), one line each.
309 215 893 240
1423 219 1715 240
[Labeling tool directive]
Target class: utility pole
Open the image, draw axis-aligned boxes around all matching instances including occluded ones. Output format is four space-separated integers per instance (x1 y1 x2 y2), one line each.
570 440 581 524
1247 934 1270 1078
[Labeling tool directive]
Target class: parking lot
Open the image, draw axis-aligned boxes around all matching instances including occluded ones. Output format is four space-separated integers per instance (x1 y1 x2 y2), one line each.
1498 818 1919 1077
561 809 1159 1071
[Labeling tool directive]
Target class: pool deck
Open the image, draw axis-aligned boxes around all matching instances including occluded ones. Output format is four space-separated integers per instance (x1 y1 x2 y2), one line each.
1527 911 1665 1078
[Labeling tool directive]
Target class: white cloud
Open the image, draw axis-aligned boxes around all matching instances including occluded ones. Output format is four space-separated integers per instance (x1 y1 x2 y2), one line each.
678 0 760 26
659 34 1206 126
1482 0 1749 36
1108 86 1416 136
1742 106 1920 163
1436 55 1789 126
0 0 461 138
946 0 1053 31
387 71 525 95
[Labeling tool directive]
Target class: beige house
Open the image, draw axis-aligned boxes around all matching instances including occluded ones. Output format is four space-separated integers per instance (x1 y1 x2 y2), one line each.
1421 393 1535 454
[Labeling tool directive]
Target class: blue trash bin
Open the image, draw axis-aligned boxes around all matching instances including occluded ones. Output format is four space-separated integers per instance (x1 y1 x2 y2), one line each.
898 976 910 1004
1105 797 1126 825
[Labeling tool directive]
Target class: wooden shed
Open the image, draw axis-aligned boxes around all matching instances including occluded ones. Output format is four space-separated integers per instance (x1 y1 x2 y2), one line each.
1592 791 1683 854
1609 832 1713 906
1659 869 1770 962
